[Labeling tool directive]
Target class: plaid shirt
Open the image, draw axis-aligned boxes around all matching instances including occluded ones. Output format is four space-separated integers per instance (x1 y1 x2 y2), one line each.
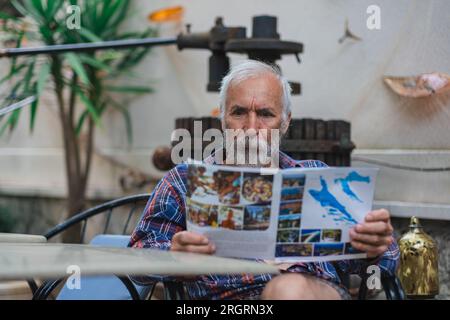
129 152 399 299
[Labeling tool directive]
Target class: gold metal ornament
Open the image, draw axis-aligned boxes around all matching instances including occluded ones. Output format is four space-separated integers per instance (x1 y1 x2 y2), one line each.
398 216 439 299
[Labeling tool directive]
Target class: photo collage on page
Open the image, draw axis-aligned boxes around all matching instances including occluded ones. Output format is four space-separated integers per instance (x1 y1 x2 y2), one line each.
186 165 274 231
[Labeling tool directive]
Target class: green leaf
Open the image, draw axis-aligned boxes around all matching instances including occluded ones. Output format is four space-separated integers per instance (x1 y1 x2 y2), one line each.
14 0 44 24
64 53 90 86
0 12 19 21
78 27 103 42
36 63 51 96
23 57 36 92
75 100 107 136
102 0 130 38
1 108 22 134
109 99 133 144
75 89 101 126
78 55 113 73
75 110 88 136
105 85 154 94
97 0 116 31
10 30 25 72
0 64 26 86
11 1 33 21
30 0 46 18
45 0 64 18
29 95 39 132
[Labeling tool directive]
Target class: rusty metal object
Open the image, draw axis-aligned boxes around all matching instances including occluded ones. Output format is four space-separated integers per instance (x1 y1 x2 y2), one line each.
152 146 175 171
282 119 355 166
398 216 439 299
1 15 303 95
280 138 355 154
178 15 303 94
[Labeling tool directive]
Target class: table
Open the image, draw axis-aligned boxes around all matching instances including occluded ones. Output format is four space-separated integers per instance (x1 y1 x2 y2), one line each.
0 243 279 280
0 233 47 243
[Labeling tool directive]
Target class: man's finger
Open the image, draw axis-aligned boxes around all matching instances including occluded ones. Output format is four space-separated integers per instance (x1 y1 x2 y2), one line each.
176 231 209 246
365 209 390 223
350 229 393 246
183 244 216 255
355 221 393 235
351 240 388 258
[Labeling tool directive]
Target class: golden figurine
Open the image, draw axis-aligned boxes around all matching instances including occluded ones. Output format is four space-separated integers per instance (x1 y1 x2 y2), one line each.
398 216 439 299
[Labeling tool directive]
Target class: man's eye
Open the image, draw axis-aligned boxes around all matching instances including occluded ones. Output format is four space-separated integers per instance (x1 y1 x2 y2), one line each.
259 111 275 117
232 109 246 116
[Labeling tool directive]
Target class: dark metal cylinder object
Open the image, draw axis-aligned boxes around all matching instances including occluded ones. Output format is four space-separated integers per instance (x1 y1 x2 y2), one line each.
176 32 210 50
207 53 230 92
252 15 279 39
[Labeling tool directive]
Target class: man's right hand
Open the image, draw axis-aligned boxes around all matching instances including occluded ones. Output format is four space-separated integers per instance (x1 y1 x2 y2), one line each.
171 231 216 255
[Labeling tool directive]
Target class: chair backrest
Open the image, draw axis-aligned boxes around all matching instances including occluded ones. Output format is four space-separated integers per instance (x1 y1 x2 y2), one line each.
45 194 150 244
56 234 152 300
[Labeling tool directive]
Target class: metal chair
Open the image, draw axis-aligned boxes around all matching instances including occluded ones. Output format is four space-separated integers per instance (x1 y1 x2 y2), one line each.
332 261 405 300
356 269 406 300
43 194 151 243
33 194 157 300
58 234 153 300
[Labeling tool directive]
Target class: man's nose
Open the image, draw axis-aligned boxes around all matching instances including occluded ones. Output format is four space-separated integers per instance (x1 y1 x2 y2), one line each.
245 111 259 130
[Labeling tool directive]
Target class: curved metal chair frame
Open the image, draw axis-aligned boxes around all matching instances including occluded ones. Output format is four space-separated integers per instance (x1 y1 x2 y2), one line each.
44 193 151 242
33 194 153 300
357 270 406 300
32 275 143 300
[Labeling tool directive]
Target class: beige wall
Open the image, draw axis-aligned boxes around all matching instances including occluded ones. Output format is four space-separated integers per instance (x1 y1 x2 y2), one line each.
1 0 449 217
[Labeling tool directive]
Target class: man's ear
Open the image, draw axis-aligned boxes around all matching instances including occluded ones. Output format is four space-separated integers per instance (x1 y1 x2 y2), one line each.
281 112 292 135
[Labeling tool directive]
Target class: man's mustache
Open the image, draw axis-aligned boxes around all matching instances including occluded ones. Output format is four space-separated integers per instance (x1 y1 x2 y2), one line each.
222 129 280 167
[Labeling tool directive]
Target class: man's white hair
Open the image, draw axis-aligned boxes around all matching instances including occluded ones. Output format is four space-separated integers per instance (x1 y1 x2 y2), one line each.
219 60 292 127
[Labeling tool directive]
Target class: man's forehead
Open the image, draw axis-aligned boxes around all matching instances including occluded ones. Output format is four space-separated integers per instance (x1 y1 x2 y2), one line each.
227 75 283 106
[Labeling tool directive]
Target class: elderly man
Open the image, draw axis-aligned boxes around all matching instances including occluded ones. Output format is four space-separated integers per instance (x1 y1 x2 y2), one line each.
129 60 399 300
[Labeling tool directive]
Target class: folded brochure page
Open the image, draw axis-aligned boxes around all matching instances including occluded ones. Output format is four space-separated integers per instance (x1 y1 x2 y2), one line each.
186 162 378 263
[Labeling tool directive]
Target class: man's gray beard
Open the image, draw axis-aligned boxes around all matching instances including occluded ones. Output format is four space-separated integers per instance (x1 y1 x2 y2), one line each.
223 132 280 168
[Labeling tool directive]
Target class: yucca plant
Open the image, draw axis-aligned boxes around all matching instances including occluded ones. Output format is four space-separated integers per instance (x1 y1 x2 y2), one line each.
0 0 156 242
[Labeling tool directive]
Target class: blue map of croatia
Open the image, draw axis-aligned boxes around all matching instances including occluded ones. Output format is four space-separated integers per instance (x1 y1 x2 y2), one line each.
308 171 371 225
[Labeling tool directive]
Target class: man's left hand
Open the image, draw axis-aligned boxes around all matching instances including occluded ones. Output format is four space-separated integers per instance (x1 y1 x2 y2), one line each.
349 209 394 259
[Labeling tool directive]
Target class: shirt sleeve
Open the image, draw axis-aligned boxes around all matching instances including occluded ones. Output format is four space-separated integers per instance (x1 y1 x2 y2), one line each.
335 236 400 277
128 165 187 251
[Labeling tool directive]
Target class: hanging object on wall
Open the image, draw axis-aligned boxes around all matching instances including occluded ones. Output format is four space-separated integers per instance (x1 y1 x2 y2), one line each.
398 216 440 299
338 19 362 44
384 72 450 98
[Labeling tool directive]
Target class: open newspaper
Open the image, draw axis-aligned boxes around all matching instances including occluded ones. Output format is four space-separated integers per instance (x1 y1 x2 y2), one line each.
185 162 378 263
